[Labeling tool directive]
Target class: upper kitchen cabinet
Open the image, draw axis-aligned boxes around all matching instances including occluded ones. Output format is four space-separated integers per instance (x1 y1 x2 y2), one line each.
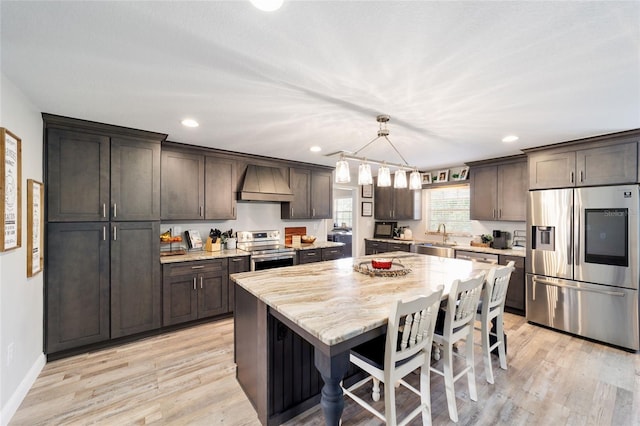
205 156 237 220
281 168 332 219
374 179 421 220
526 132 639 189
469 156 527 221
161 148 205 220
44 114 165 222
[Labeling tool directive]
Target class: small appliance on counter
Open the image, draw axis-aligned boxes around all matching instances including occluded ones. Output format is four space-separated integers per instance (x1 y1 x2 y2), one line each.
373 221 397 239
491 230 509 249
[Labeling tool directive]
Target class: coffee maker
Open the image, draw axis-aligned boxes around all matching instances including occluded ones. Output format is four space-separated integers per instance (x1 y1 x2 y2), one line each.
492 230 509 249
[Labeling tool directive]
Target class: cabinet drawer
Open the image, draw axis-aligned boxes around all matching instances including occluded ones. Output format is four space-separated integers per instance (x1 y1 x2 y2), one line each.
387 243 410 252
298 249 321 264
166 260 227 277
321 247 343 261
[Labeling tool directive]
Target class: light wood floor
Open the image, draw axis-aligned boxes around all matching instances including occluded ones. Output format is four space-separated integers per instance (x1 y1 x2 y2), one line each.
10 314 640 425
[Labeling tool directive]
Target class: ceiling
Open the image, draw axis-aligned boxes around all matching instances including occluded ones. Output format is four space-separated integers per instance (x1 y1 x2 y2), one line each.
2 1 639 172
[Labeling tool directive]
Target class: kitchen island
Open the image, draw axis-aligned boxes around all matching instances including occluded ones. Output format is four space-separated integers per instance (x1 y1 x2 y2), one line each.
231 253 494 425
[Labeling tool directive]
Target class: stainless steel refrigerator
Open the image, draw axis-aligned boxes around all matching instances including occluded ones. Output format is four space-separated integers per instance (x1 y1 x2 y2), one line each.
526 184 639 350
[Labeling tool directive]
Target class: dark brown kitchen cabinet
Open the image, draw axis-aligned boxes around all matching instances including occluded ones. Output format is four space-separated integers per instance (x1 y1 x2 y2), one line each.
282 168 332 219
162 259 229 326
374 179 421 220
161 149 205 220
45 116 164 222
321 246 344 261
298 248 321 264
500 255 525 316
528 140 637 189
46 222 110 353
365 239 389 255
205 156 237 220
387 242 411 252
227 255 250 313
111 222 161 338
470 158 527 221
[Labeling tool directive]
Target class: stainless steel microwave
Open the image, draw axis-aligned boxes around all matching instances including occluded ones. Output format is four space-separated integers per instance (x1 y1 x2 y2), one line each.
374 221 397 238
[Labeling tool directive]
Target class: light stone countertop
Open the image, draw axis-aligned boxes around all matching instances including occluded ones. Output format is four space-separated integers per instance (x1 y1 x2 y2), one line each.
230 252 494 346
288 241 345 250
365 238 526 257
160 248 250 264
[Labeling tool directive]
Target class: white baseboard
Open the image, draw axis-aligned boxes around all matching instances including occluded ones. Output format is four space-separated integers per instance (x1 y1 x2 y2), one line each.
0 353 46 426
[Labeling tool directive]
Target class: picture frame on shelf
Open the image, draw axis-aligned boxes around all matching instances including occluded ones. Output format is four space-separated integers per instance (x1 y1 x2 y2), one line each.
0 128 22 252
457 167 469 180
361 184 373 198
421 172 432 185
362 201 372 217
436 169 449 183
27 179 44 277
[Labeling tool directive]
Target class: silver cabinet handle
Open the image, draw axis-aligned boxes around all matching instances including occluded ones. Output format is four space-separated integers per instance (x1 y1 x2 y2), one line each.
113 203 117 218
580 171 584 183
291 207 294 217
570 171 574 183
103 204 106 218
232 258 243 262
113 226 117 241
312 208 315 217
200 277 203 289
193 277 196 290
199 206 203 217
191 265 205 269
103 226 106 241
498 208 502 218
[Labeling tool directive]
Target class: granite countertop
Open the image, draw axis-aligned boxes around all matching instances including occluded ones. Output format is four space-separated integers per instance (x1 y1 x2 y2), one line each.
288 241 345 250
365 237 526 257
230 252 494 346
160 248 250 264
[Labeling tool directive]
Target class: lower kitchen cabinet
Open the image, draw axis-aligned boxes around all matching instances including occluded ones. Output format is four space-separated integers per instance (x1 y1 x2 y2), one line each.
321 246 344 261
387 242 411 252
365 239 388 255
162 259 229 326
228 255 250 312
500 255 525 315
297 246 345 264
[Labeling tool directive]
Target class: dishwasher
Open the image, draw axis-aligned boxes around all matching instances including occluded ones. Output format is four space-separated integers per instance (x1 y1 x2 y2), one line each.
455 250 498 264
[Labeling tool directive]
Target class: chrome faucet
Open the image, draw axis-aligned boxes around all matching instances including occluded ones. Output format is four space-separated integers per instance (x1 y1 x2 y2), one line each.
437 223 447 244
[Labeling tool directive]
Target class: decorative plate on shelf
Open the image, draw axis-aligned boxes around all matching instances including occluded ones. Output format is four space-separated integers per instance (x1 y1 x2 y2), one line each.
354 259 412 277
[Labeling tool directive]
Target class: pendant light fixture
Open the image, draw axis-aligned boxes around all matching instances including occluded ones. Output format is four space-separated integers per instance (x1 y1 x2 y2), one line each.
331 115 422 189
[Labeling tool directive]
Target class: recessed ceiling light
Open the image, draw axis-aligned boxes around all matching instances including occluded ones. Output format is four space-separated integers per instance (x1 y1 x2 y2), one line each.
502 135 519 143
310 146 322 152
250 0 283 12
181 119 199 128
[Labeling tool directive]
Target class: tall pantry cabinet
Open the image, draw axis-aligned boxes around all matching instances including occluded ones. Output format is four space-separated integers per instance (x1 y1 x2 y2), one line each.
43 114 167 354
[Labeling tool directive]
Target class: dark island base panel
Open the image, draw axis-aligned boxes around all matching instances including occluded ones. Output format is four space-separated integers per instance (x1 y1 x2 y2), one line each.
234 285 363 425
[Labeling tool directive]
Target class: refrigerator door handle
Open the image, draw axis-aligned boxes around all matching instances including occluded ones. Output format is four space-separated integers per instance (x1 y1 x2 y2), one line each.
532 277 627 297
568 204 574 265
574 203 580 266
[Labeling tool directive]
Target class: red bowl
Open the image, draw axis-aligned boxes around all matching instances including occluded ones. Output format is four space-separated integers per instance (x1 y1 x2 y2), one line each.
372 258 392 270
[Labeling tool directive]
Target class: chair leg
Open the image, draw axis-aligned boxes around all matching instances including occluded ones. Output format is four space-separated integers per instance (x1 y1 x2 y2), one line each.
481 316 494 384
442 343 458 422
466 328 478 402
420 366 432 426
384 376 397 425
496 315 507 371
371 377 381 402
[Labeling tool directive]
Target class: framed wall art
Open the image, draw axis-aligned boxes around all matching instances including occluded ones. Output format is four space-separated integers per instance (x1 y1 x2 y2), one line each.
362 201 372 217
457 167 469 180
0 128 22 252
27 179 44 277
436 169 449 183
421 172 432 185
361 184 373 198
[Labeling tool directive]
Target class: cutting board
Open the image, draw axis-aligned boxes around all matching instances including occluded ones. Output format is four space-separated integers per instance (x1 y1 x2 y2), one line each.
285 226 306 244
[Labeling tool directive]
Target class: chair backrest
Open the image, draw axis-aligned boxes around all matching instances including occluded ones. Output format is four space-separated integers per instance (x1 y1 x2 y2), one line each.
443 272 486 335
385 286 444 369
482 261 515 314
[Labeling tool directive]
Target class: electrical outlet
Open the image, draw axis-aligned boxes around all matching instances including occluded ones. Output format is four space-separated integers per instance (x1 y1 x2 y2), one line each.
7 342 14 366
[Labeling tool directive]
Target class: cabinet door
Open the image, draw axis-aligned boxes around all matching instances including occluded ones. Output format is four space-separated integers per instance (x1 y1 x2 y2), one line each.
365 240 389 255
47 129 110 222
470 165 497 220
205 156 237 220
161 150 205 220
111 222 161 338
46 222 110 353
394 188 421 220
310 171 332 218
576 142 637 186
501 255 525 315
321 246 344 261
497 161 527 221
198 260 229 318
374 182 393 220
528 151 576 189
228 256 250 313
162 267 198 326
298 249 321 264
111 138 161 221
283 168 311 219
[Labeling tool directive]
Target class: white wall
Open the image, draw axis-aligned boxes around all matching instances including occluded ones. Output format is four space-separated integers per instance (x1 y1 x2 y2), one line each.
0 73 46 425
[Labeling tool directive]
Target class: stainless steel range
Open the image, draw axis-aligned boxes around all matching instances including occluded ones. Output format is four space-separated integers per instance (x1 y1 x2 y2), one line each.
237 230 296 271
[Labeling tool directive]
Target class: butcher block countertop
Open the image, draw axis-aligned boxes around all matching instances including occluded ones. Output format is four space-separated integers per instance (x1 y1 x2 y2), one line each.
230 252 494 346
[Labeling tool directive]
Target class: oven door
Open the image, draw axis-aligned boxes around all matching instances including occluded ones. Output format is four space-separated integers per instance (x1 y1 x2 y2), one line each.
575 185 639 289
251 253 295 271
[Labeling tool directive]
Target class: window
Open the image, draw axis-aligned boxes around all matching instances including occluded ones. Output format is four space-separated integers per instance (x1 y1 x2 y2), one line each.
334 195 353 227
425 185 471 234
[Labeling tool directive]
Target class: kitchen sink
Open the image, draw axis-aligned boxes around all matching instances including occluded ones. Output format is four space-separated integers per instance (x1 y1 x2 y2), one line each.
413 243 456 258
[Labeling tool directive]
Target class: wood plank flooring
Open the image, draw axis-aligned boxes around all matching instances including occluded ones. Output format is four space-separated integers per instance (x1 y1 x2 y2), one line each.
10 314 640 425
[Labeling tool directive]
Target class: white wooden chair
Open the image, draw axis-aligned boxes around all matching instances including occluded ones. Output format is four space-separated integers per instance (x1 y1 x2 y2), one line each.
342 287 444 426
475 262 515 384
430 273 486 423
